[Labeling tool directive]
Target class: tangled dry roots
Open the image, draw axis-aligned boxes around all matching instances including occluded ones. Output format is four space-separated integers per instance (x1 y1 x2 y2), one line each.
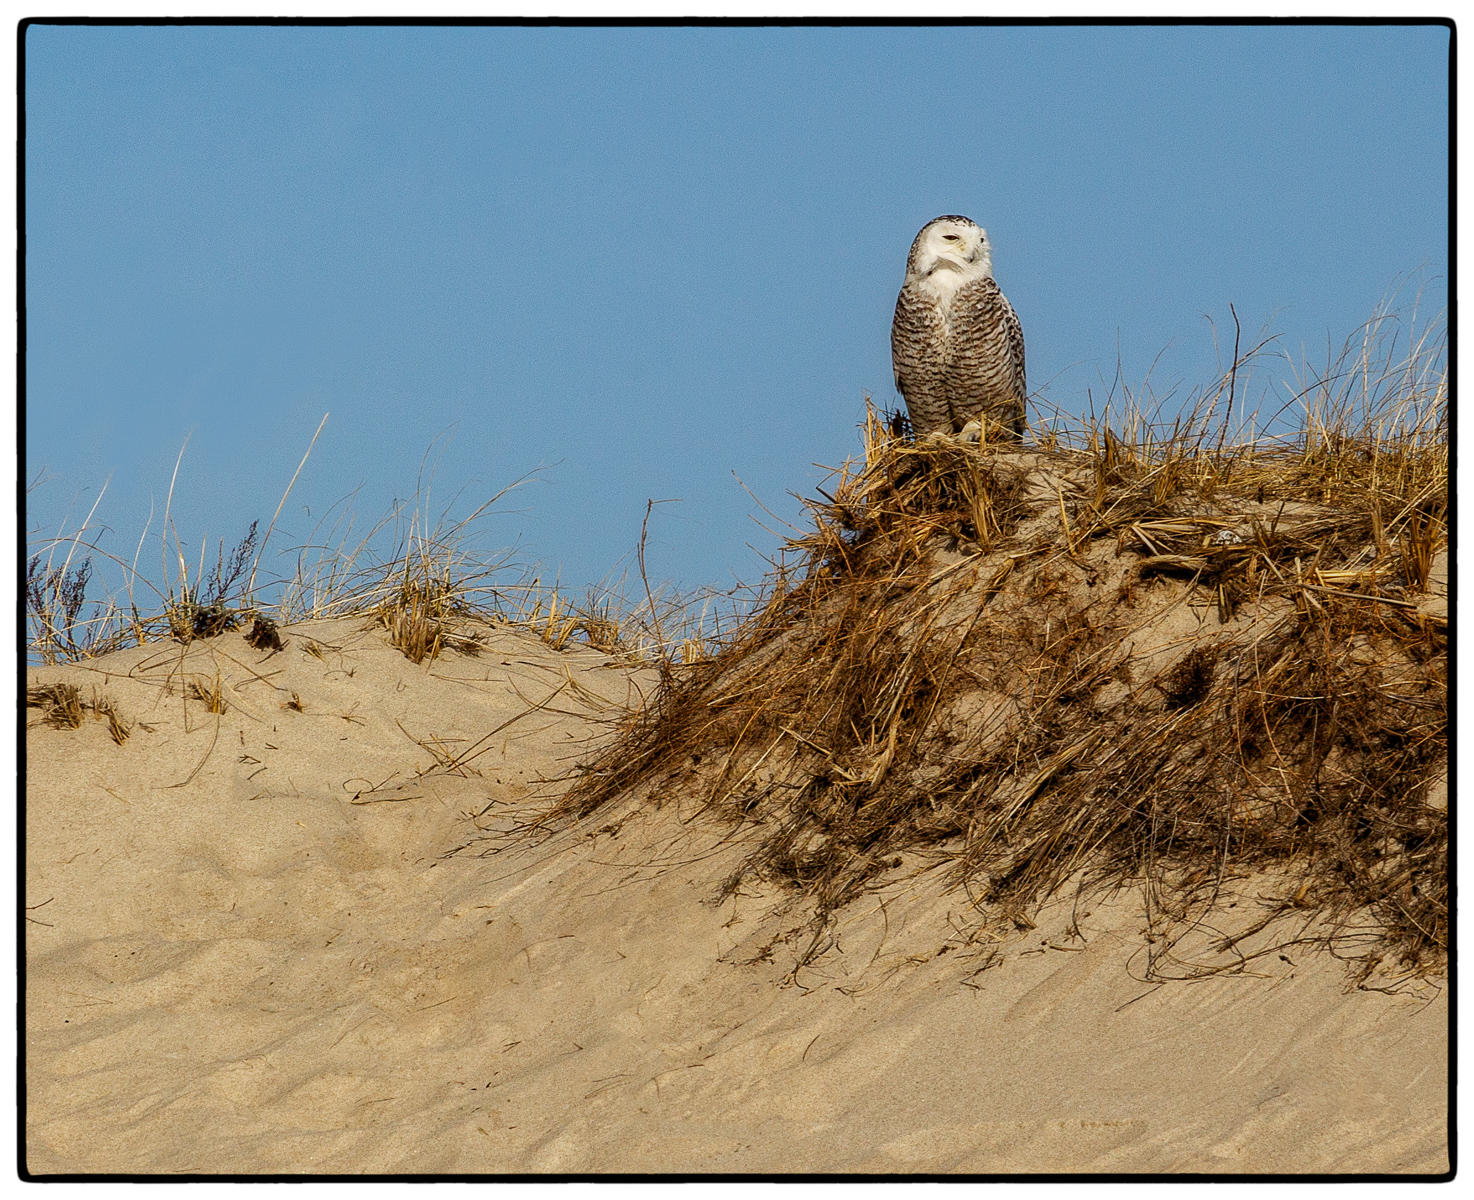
559 404 1447 981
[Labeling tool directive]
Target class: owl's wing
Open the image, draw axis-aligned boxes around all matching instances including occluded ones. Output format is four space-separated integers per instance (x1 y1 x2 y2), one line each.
953 278 1025 389
891 284 952 435
1003 291 1026 401
948 277 1027 437
890 285 924 395
892 285 951 390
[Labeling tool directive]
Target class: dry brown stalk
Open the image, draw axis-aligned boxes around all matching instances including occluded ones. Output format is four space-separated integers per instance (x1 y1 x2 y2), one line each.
187 675 228 714
90 693 132 744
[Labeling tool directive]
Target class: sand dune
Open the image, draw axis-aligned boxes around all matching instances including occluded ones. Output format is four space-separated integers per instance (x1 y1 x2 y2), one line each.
24 615 1448 1175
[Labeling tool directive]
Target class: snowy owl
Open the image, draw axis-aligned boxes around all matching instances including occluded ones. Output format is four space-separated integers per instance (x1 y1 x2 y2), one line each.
890 215 1027 440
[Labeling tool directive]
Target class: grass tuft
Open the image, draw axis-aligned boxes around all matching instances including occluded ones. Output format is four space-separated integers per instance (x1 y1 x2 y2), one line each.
27 682 84 730
187 675 228 715
27 683 132 744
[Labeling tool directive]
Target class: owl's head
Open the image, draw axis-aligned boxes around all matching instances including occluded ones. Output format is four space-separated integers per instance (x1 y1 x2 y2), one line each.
904 215 994 285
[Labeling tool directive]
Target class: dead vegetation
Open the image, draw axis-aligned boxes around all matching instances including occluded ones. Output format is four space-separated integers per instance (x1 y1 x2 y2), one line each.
245 613 286 651
26 682 84 730
24 419 732 668
558 321 1448 983
375 578 484 665
187 675 229 715
27 683 133 744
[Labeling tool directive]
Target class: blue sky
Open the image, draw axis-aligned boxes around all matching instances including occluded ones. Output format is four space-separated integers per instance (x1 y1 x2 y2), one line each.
23 22 1450 612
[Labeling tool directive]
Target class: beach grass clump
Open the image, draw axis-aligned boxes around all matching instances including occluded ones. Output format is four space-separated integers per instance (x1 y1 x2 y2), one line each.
557 312 1447 983
27 683 133 744
25 544 141 665
488 574 746 665
89 693 133 745
187 674 229 715
376 575 484 665
25 418 725 669
26 682 85 730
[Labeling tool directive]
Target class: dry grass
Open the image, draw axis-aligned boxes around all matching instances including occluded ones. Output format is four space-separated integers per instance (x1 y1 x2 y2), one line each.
558 316 1447 983
187 675 228 715
244 613 286 652
25 453 270 663
25 422 719 669
275 441 731 664
375 577 484 665
27 684 133 744
490 574 745 664
90 694 133 745
27 683 84 730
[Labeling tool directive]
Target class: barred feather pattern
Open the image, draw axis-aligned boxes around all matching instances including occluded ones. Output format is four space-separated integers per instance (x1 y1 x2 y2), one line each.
891 275 1027 439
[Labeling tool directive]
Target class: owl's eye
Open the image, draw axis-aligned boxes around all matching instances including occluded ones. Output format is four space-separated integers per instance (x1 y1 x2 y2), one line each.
942 234 961 242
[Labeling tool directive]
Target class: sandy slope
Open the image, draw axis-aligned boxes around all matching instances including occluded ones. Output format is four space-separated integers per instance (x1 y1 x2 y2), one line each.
24 616 1448 1175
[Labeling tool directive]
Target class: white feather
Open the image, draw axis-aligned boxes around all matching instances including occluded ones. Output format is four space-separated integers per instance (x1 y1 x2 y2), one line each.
905 218 994 305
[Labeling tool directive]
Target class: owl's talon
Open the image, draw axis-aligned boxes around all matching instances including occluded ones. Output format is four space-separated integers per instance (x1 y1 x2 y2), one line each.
956 420 983 445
